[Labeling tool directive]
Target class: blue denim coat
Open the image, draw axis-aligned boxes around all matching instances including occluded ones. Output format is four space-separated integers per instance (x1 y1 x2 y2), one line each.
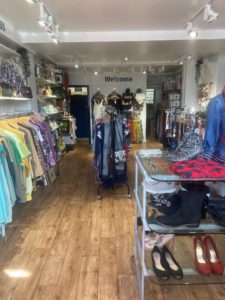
203 93 225 163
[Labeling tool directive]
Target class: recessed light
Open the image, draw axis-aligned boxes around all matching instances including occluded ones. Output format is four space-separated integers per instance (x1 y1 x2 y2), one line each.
142 71 147 74
74 64 79 69
94 71 98 75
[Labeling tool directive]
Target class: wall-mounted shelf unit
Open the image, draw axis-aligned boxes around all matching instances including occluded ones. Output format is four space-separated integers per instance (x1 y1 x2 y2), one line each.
0 96 31 101
36 78 62 87
37 94 58 100
0 43 20 57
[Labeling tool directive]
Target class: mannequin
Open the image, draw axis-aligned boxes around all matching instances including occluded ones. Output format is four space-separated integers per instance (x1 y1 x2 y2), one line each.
203 87 225 163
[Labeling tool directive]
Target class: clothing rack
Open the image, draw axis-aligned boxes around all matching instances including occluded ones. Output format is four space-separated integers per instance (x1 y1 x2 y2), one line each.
96 108 131 199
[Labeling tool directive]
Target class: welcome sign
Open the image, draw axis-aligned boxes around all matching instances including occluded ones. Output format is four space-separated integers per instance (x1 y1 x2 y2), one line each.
105 76 133 82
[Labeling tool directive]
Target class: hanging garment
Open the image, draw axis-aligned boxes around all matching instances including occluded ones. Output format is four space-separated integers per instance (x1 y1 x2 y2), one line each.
203 92 225 163
93 117 130 183
121 88 134 111
0 115 57 203
107 91 122 113
93 99 106 120
0 143 14 224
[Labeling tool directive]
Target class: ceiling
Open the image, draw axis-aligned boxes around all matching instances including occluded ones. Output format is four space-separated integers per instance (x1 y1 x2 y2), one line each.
1 0 225 71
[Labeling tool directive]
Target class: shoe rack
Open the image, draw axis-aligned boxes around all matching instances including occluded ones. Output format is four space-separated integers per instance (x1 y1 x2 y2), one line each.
134 149 225 300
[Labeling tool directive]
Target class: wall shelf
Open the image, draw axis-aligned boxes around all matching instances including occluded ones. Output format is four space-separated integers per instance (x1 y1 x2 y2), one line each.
0 96 31 101
0 43 20 57
36 78 62 87
37 94 58 100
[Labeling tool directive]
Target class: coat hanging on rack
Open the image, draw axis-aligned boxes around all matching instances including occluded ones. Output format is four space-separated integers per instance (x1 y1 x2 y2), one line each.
107 90 122 113
92 90 106 121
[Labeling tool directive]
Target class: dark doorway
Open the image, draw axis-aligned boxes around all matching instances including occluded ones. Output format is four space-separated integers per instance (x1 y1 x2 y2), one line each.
69 86 90 139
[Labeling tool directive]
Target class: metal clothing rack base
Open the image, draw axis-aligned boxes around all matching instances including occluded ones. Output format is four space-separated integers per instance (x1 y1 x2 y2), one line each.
97 178 131 200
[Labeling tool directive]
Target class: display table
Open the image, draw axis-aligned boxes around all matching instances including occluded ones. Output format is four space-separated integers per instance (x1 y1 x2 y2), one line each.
134 150 225 300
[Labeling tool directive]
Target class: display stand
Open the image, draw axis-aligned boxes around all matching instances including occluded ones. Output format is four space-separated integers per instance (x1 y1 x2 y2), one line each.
97 108 131 199
134 150 225 300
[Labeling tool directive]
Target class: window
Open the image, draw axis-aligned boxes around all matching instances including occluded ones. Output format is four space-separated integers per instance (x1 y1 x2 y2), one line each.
146 89 155 104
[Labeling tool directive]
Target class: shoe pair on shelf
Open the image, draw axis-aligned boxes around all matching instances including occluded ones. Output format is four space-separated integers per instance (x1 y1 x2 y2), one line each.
151 245 183 281
194 235 224 276
145 233 174 251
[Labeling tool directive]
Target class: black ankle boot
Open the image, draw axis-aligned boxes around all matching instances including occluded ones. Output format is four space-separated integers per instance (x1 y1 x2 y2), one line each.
156 191 205 227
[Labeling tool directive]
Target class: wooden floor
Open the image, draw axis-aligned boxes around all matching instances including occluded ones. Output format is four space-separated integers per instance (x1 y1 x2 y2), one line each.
0 140 225 300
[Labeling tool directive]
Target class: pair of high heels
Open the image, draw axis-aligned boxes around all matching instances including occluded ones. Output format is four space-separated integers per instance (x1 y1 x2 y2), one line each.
151 245 183 281
194 235 224 276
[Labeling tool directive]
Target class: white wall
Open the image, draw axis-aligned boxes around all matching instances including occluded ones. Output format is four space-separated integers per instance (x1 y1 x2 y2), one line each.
215 54 225 94
67 71 147 142
183 55 219 112
183 60 199 111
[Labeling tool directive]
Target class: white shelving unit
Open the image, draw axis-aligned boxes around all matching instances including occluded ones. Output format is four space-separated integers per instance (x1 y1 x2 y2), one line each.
0 96 31 101
0 43 20 57
134 150 225 300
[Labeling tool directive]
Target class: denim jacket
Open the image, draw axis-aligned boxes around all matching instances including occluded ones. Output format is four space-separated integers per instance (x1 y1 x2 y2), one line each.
203 93 225 163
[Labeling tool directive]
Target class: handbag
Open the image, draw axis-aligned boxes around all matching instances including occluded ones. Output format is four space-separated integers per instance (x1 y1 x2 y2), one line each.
20 86 33 98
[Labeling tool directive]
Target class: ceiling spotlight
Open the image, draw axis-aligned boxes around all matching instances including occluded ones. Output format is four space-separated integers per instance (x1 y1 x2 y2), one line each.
37 2 47 27
26 0 36 3
124 56 129 63
187 54 192 60
204 4 219 23
45 15 54 33
94 71 98 75
179 60 184 65
186 22 198 39
142 70 147 74
74 64 79 69
52 36 59 44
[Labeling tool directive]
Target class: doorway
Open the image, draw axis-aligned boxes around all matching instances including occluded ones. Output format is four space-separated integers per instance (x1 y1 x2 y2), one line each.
69 86 90 139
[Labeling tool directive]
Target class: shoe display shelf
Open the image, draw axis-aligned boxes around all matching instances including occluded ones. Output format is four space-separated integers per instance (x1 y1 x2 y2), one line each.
134 149 225 300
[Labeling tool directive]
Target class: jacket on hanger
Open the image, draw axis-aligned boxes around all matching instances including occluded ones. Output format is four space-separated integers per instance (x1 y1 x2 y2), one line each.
203 92 225 164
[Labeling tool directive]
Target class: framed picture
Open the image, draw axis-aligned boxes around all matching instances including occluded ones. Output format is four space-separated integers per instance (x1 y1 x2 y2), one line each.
170 100 180 108
55 73 63 84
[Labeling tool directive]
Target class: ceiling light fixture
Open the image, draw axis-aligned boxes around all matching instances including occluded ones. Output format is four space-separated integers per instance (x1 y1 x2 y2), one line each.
52 36 59 44
148 65 165 74
74 64 79 69
204 4 219 23
51 24 60 44
186 22 198 38
94 71 98 75
26 0 36 4
37 2 48 27
142 70 147 74
124 56 129 63
37 1 61 44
